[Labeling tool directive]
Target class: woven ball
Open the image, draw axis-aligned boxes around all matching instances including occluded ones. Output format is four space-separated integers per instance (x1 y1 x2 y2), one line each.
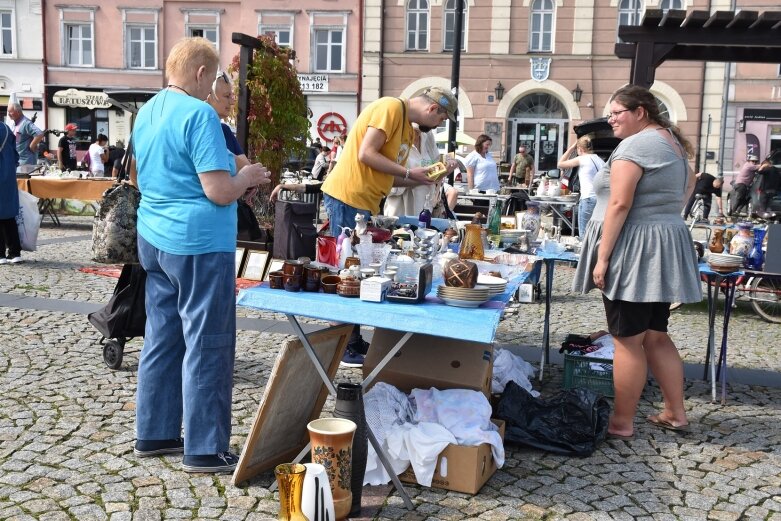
444 259 478 288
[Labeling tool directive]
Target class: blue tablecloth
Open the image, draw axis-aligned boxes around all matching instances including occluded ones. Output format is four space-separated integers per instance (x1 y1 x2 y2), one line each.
237 272 530 344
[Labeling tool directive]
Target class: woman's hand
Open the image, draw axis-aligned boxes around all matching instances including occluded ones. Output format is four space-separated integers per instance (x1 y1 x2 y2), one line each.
240 163 271 189
269 184 284 203
592 258 609 290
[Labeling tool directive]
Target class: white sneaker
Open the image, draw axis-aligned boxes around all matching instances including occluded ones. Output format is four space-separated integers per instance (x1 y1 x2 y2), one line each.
0 258 8 265
8 257 23 264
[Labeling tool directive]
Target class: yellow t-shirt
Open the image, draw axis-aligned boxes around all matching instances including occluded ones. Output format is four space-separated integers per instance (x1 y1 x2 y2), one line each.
321 97 413 214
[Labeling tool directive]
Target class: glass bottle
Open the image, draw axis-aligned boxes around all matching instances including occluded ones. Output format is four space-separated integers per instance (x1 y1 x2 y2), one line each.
459 223 485 260
488 198 503 235
746 226 766 271
418 193 432 230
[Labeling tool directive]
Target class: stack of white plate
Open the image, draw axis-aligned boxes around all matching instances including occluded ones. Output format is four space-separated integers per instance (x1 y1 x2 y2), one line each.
476 275 508 295
499 230 524 245
708 253 743 272
437 285 490 308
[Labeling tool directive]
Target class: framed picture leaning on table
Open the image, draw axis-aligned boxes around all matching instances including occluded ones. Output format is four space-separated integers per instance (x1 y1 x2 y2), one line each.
264 258 285 281
242 250 270 281
235 247 247 277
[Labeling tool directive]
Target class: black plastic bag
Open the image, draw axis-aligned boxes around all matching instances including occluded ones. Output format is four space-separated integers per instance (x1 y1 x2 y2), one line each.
88 264 147 339
237 200 263 241
496 381 610 457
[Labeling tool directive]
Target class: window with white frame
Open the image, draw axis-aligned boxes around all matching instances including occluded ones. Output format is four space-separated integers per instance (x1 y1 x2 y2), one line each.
616 0 644 43
259 25 292 47
65 23 93 66
127 25 156 69
188 26 217 44
659 0 684 11
406 0 428 51
314 28 343 72
182 9 221 49
529 0 554 52
443 0 466 52
1 10 13 55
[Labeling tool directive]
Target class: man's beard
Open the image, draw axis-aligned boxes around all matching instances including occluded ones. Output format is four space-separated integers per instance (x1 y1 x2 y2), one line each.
418 125 435 133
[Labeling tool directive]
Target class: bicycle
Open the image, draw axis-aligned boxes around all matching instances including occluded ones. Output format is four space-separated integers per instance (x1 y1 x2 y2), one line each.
688 194 706 231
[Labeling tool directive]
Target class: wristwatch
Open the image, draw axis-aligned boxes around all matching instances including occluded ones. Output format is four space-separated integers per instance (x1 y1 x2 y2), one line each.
404 167 410 180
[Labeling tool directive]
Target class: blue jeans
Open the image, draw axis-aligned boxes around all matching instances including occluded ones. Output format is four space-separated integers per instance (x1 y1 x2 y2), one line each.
136 235 236 455
323 193 371 236
578 196 597 239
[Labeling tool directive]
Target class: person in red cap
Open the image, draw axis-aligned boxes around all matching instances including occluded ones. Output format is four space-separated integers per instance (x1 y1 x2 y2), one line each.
58 123 79 170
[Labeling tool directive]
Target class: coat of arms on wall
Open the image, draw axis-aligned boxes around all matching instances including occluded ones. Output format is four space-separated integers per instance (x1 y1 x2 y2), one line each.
530 58 551 82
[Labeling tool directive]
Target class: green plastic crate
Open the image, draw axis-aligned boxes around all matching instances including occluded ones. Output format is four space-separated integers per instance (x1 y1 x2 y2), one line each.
562 353 615 398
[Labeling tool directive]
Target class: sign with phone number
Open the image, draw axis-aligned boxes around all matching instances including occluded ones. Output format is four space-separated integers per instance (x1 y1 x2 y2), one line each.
297 74 329 93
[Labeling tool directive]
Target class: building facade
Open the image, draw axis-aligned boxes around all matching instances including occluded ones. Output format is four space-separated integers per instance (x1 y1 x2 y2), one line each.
39 0 362 158
0 0 44 125
367 0 712 173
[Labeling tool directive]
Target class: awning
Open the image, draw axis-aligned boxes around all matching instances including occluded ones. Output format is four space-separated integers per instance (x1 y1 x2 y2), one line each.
103 88 159 115
434 130 476 147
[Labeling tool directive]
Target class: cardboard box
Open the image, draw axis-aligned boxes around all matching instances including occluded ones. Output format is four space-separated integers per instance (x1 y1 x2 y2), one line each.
360 276 391 302
398 419 505 494
363 328 493 398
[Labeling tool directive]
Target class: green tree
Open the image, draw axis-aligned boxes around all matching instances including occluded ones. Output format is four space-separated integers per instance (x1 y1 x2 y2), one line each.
229 34 310 220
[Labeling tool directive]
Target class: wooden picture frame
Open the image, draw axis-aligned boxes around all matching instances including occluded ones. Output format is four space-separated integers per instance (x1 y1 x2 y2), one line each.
232 324 353 485
264 258 285 281
241 250 270 281
235 247 247 277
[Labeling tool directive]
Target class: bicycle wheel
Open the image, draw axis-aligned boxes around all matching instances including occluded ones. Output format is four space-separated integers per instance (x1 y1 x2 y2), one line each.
749 277 781 324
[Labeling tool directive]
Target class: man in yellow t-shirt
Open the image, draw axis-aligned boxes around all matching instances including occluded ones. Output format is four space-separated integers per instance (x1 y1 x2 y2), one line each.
321 87 457 236
321 87 457 368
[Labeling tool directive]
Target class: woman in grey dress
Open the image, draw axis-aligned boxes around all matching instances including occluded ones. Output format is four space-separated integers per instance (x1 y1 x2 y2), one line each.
572 85 701 439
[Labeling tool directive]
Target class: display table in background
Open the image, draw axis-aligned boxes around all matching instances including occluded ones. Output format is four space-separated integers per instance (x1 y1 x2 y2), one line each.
17 177 114 225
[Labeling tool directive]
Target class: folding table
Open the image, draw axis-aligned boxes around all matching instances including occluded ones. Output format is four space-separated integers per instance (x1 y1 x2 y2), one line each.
699 264 742 404
237 271 530 507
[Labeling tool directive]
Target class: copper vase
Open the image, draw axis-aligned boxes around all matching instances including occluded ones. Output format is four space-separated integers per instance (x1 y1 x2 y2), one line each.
307 418 357 521
274 463 309 521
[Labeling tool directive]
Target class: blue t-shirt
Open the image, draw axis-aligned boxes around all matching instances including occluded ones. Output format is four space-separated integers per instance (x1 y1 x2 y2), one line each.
13 117 42 165
134 90 235 255
221 123 244 156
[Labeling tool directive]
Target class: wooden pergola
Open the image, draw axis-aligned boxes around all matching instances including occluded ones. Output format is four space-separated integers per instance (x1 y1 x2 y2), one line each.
615 9 781 87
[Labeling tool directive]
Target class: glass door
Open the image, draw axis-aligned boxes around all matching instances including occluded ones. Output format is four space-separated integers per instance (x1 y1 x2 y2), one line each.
511 120 567 175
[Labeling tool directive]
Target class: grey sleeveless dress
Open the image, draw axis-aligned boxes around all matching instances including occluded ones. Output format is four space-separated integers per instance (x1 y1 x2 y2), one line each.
571 128 701 304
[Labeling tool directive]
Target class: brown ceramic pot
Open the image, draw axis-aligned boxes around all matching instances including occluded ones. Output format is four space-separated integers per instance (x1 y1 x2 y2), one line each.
303 265 322 292
268 271 284 289
321 275 341 294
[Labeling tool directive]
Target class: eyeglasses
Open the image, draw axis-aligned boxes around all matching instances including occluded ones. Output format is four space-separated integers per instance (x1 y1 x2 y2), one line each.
605 108 632 120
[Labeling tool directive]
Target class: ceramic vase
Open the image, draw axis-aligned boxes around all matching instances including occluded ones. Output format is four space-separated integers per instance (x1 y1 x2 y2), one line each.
521 201 542 240
307 418 357 521
459 223 485 261
301 463 335 521
274 463 309 521
333 383 368 518
729 222 753 259
708 228 725 253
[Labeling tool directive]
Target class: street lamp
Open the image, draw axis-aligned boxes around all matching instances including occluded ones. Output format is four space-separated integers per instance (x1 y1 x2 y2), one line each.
494 81 505 101
572 84 583 103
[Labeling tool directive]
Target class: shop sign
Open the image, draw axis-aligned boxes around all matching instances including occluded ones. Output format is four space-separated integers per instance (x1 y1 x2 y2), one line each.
52 88 113 109
317 112 347 143
298 74 329 93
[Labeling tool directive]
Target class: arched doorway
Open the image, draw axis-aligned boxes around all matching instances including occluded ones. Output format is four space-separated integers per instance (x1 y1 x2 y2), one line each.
507 92 570 174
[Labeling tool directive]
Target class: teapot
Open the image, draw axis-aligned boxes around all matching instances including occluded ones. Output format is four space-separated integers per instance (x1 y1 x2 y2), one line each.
547 183 561 197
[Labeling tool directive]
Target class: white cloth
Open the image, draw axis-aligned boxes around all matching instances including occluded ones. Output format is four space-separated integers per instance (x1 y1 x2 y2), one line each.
576 153 606 199
411 388 505 467
363 383 505 487
582 334 615 372
464 150 499 191
88 143 105 175
491 348 539 396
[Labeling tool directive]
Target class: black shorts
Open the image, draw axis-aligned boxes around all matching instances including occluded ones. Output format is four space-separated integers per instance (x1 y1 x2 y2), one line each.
601 295 670 338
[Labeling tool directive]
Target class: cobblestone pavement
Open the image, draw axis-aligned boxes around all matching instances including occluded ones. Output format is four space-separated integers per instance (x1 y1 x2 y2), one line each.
1 216 780 520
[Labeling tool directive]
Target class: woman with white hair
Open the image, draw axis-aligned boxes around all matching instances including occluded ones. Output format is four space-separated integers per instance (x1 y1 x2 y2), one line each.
131 37 270 474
